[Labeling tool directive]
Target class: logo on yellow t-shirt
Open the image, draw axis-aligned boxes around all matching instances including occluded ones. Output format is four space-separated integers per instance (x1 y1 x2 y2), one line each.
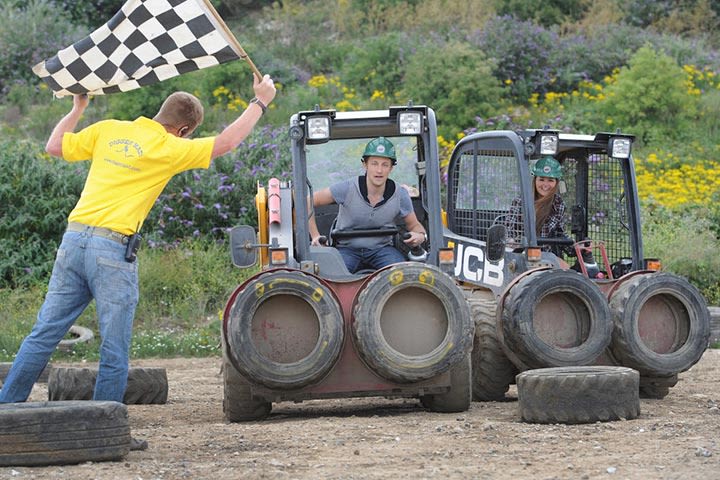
109 139 143 159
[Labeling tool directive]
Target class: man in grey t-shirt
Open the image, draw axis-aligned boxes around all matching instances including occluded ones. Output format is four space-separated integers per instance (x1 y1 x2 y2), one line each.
308 137 427 273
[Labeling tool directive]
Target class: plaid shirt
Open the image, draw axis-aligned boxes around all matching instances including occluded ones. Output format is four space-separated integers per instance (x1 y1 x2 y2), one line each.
506 194 566 242
539 194 566 239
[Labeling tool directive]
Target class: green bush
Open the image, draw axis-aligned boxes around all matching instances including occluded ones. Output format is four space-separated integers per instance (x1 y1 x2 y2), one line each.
340 33 408 98
642 204 720 304
0 0 85 95
600 45 698 145
53 0 125 29
494 0 591 27
401 41 505 138
0 140 87 288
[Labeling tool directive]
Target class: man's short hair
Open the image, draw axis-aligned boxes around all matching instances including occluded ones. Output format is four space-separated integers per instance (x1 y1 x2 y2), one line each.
156 92 204 132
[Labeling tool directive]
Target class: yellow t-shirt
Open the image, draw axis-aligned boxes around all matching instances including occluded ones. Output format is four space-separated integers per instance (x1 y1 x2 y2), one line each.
62 117 215 235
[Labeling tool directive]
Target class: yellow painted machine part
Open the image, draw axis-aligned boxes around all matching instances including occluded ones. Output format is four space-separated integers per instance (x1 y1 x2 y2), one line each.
255 185 269 266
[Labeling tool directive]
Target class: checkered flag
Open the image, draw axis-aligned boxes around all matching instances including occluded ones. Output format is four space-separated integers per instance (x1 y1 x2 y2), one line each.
32 0 260 97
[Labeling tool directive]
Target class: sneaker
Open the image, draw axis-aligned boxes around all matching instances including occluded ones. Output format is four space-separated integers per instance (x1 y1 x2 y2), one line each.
130 437 148 451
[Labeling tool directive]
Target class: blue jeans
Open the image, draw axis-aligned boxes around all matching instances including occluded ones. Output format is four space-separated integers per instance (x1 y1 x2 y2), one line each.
0 229 138 403
336 245 406 273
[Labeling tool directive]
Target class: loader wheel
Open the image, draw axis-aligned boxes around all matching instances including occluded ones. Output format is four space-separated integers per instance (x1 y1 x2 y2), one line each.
467 292 517 401
501 270 612 369
225 270 344 390
419 354 471 413
352 263 473 384
517 366 640 424
222 353 271 422
639 374 678 399
609 272 710 377
48 367 168 404
0 401 130 466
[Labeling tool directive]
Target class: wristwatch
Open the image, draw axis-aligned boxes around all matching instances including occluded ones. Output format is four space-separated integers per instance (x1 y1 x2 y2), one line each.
250 97 267 114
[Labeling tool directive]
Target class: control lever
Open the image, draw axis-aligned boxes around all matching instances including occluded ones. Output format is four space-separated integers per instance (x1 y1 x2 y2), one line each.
403 232 428 262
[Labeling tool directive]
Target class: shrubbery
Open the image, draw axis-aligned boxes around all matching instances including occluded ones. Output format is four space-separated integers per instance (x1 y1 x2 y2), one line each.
402 41 504 138
600 46 698 145
0 0 85 95
0 141 87 287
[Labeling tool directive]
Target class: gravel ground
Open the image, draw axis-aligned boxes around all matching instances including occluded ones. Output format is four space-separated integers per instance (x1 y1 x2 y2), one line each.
1 350 719 480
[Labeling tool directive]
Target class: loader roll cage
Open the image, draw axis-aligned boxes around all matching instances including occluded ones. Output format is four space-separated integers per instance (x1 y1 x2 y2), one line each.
445 129 645 275
289 105 447 278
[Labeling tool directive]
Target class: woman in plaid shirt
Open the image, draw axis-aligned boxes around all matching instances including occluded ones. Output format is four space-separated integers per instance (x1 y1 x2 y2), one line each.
507 156 566 247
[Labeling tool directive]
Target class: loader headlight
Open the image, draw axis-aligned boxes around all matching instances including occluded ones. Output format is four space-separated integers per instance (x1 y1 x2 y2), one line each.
609 137 632 159
306 116 331 141
540 134 559 155
398 111 423 135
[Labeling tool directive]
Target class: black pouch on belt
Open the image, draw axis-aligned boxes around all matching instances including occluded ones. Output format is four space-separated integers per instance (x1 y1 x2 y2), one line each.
125 233 142 263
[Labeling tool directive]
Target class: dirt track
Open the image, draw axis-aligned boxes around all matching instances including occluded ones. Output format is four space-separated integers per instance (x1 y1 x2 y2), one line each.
1 350 719 480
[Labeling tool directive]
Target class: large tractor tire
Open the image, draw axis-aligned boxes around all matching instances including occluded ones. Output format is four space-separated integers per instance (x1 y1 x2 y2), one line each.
222 352 272 422
0 362 53 385
0 401 131 466
517 366 640 424
467 291 518 401
608 272 710 377
501 270 612 369
419 354 472 413
352 263 473 384
224 270 344 390
48 367 168 404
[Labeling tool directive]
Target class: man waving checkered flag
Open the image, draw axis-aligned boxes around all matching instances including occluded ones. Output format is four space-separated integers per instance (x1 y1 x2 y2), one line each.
32 0 261 97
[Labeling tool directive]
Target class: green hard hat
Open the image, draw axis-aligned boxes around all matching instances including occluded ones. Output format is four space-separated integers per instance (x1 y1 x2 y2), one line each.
531 156 562 179
362 137 397 164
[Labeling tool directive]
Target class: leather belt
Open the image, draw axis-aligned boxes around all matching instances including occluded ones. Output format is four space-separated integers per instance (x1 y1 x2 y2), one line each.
66 222 129 245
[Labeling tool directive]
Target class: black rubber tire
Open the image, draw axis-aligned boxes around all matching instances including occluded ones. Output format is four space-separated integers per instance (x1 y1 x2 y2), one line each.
501 270 612 369
0 362 53 384
0 400 131 466
57 325 94 352
639 374 679 399
467 292 518 401
48 367 168 404
352 263 474 383
225 270 344 390
222 352 271 422
419 354 472 413
517 366 640 424
609 272 710 377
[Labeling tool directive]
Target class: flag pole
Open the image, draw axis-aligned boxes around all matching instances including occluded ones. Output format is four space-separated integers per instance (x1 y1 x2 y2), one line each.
201 0 263 80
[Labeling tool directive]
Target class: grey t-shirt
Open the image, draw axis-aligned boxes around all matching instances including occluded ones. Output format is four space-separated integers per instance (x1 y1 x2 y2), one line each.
330 176 413 249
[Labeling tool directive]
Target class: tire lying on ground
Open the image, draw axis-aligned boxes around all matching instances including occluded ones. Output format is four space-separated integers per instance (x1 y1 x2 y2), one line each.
0 362 53 385
352 263 474 384
501 270 613 369
48 367 168 404
517 366 640 424
0 401 131 466
608 272 710 377
57 325 94 352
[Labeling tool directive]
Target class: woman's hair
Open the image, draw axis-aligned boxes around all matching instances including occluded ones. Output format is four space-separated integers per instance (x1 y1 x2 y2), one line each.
154 91 204 132
534 178 559 235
